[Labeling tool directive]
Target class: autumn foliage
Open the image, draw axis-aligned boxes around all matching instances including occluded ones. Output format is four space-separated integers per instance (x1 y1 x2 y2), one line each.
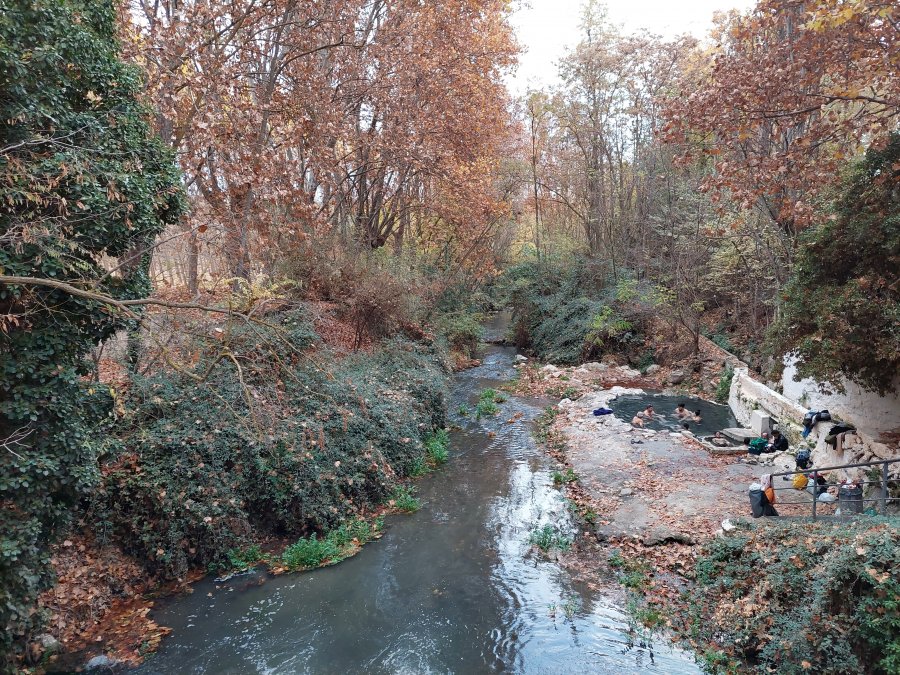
120 0 518 285
664 0 899 235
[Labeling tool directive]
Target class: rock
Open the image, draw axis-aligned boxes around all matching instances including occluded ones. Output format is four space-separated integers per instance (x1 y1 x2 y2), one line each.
722 427 756 442
582 361 607 372
667 369 687 385
514 354 528 363
37 634 60 655
86 655 118 670
642 526 695 546
619 367 641 379
541 364 559 373
645 364 661 375
619 488 634 497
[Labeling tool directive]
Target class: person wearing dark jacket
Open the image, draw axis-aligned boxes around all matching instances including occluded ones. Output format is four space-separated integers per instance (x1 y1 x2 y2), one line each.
768 430 789 453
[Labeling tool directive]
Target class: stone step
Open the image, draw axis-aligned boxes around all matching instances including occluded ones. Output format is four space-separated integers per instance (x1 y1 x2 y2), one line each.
722 427 757 442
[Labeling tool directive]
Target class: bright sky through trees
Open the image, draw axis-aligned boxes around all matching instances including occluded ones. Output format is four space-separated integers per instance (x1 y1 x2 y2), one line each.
509 0 754 92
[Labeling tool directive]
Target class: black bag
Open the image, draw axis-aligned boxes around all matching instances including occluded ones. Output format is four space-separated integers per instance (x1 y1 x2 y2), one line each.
796 449 811 469
749 489 765 518
819 410 831 422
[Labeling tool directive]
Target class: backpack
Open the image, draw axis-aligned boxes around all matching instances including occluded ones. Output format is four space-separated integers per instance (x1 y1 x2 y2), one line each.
796 449 811 469
749 438 768 453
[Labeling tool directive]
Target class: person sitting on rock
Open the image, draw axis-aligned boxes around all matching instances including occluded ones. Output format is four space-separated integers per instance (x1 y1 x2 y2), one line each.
767 429 789 453
674 403 688 418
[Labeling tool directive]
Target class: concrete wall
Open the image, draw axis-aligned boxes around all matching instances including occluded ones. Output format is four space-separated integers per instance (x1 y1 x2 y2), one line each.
728 367 898 475
781 357 900 440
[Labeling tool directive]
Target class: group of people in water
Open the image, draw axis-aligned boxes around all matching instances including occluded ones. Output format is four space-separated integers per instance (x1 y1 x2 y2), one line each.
630 402 702 431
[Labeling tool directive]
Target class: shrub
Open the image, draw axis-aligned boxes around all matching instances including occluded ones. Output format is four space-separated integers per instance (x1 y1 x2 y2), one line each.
495 260 659 365
674 519 900 674
529 524 572 552
389 485 420 513
715 365 734 404
435 310 483 357
89 311 446 580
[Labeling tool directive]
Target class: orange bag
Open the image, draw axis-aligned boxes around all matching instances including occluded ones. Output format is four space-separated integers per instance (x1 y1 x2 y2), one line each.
764 486 776 505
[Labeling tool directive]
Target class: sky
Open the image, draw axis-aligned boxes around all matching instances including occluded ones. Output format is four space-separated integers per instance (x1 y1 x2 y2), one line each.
508 0 755 94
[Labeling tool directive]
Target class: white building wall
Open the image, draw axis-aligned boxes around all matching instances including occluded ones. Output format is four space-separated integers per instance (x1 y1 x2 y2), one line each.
728 367 899 473
781 357 900 439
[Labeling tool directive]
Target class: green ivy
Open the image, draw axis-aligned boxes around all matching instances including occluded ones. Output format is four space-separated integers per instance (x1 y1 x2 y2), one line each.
0 0 185 661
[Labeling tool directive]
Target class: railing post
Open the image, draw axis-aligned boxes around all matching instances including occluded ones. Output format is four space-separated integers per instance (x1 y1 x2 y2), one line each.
812 476 817 521
882 461 889 514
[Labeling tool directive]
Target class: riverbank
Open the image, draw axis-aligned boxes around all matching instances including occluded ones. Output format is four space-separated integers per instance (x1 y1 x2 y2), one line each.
514 362 762 575
520 356 900 673
26 303 460 672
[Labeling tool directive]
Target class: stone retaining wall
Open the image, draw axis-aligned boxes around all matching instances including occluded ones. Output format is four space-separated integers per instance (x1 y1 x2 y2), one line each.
728 367 898 477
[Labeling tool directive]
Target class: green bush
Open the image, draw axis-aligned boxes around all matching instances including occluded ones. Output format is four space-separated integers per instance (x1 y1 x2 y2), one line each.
282 534 341 570
529 524 572 552
715 365 734 404
675 519 900 674
389 485 420 513
424 429 450 465
551 468 577 485
435 310 484 357
476 388 504 418
90 311 447 581
495 260 657 365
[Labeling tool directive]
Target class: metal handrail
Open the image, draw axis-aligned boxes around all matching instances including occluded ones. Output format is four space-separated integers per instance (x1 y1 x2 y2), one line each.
765 457 899 520
769 457 900 477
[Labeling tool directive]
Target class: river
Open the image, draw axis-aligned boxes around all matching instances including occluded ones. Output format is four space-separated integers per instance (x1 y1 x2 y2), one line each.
136 316 699 674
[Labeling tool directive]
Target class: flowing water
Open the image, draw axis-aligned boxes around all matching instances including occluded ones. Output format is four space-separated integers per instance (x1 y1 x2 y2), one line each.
136 316 700 674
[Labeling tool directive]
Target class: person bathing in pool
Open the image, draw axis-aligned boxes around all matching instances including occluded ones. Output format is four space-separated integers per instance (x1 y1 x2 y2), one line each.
674 403 689 419
693 409 703 423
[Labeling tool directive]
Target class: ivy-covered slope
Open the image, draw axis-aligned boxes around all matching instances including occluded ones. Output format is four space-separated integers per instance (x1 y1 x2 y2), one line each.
89 310 448 581
0 0 184 659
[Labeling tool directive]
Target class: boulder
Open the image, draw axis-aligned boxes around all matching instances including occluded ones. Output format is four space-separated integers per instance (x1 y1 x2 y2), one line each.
582 362 607 372
667 369 687 385
514 354 528 363
86 655 118 670
601 353 627 366
36 634 60 655
619 487 634 497
642 526 695 546
645 364 661 375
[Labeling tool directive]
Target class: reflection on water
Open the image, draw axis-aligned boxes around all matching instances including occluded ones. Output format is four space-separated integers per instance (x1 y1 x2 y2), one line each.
135 342 699 674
